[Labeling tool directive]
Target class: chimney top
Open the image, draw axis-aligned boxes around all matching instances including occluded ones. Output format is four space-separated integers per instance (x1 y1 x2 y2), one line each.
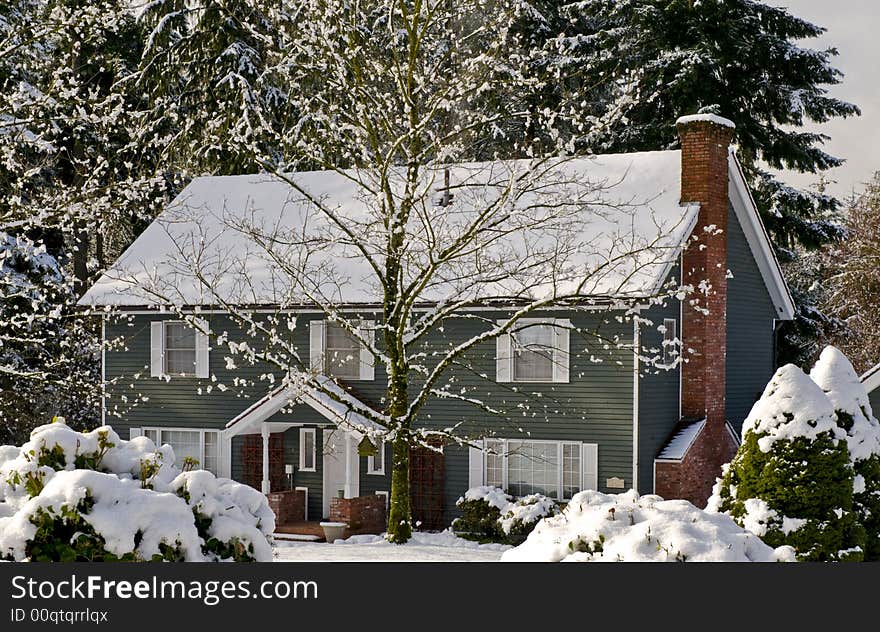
675 113 736 130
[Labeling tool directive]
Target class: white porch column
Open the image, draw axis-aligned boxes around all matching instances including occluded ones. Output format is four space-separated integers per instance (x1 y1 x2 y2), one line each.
261 422 270 494
343 433 353 498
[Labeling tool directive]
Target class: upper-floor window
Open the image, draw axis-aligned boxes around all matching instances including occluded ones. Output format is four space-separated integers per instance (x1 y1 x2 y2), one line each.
165 322 197 375
325 323 362 379
512 323 555 382
496 319 570 383
662 318 678 366
150 320 210 379
309 319 375 381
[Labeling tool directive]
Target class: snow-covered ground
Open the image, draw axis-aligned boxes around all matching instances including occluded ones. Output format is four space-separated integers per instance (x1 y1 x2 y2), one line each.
273 531 509 562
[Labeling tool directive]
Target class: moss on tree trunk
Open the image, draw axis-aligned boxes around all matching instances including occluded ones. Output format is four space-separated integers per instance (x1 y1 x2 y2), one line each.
387 436 412 543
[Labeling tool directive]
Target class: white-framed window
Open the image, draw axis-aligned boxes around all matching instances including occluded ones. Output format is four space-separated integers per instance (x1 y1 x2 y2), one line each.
496 319 569 383
150 320 210 379
367 440 385 475
142 427 220 474
662 318 678 366
325 322 361 379
477 438 595 500
309 320 375 380
299 428 316 472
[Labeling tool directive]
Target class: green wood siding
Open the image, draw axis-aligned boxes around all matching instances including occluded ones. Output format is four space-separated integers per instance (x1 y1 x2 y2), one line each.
106 309 636 523
869 390 880 420
637 293 681 494
725 204 777 435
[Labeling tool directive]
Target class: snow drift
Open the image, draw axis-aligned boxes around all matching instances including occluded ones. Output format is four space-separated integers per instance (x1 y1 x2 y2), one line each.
501 490 795 562
0 421 274 561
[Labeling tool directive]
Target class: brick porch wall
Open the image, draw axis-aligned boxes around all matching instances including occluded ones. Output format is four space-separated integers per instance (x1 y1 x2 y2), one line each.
267 489 306 525
329 495 387 536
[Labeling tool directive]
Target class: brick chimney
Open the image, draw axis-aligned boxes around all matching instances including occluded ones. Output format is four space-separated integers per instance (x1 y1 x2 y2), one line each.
654 114 738 508
677 114 735 428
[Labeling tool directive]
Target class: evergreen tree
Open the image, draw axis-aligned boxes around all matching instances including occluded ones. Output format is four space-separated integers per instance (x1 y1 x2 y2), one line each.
709 364 864 561
0 1 167 429
0 0 168 286
810 346 880 561
0 233 99 442
558 0 859 366
134 0 295 175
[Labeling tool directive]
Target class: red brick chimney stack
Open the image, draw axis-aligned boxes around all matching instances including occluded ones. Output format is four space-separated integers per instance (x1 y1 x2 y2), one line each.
676 114 735 431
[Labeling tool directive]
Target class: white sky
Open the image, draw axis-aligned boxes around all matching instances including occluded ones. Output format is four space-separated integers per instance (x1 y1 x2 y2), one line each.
773 1 880 199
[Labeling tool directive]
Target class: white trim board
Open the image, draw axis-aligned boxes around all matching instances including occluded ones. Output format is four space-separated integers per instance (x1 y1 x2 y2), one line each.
861 362 880 394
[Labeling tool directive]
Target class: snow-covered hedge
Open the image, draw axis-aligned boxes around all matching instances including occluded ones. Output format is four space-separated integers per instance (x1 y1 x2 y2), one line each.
0 421 274 561
452 486 559 543
502 490 795 562
708 364 864 561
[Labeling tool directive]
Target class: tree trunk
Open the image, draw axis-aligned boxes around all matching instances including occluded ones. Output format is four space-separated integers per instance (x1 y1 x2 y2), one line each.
72 226 89 297
387 436 412 544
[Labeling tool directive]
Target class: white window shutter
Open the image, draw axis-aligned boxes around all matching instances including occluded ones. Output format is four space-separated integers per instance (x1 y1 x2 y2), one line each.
129 428 143 440
468 445 484 489
359 320 375 381
194 318 210 379
496 321 512 383
553 319 570 384
310 320 325 371
582 443 599 492
150 321 164 378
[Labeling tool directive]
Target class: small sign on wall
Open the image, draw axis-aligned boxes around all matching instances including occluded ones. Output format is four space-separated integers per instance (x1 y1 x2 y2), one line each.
606 477 626 489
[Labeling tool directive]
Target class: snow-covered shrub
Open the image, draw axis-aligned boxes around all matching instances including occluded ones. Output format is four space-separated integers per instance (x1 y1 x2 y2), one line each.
809 346 880 561
708 365 864 561
452 486 511 542
500 494 560 541
452 486 558 543
0 420 274 561
502 490 794 562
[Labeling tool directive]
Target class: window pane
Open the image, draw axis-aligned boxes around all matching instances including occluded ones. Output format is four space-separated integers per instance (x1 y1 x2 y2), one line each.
663 319 678 366
301 431 315 470
373 442 384 472
507 441 558 498
161 430 201 469
144 429 159 445
325 323 361 379
203 431 219 475
485 440 504 488
513 324 554 381
562 443 581 499
165 322 196 349
165 350 197 374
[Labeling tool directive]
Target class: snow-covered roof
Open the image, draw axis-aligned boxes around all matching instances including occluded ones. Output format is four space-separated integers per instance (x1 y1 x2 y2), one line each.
224 372 383 439
80 152 699 307
655 420 706 461
79 150 794 318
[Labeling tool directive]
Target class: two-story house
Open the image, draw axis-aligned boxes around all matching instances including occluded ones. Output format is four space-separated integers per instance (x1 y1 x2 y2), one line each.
79 115 794 528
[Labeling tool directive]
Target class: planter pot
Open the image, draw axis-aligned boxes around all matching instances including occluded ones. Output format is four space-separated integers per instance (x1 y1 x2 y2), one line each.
319 521 348 543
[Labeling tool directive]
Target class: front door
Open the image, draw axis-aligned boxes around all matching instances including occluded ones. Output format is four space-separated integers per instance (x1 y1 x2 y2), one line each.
241 433 284 492
322 429 359 518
